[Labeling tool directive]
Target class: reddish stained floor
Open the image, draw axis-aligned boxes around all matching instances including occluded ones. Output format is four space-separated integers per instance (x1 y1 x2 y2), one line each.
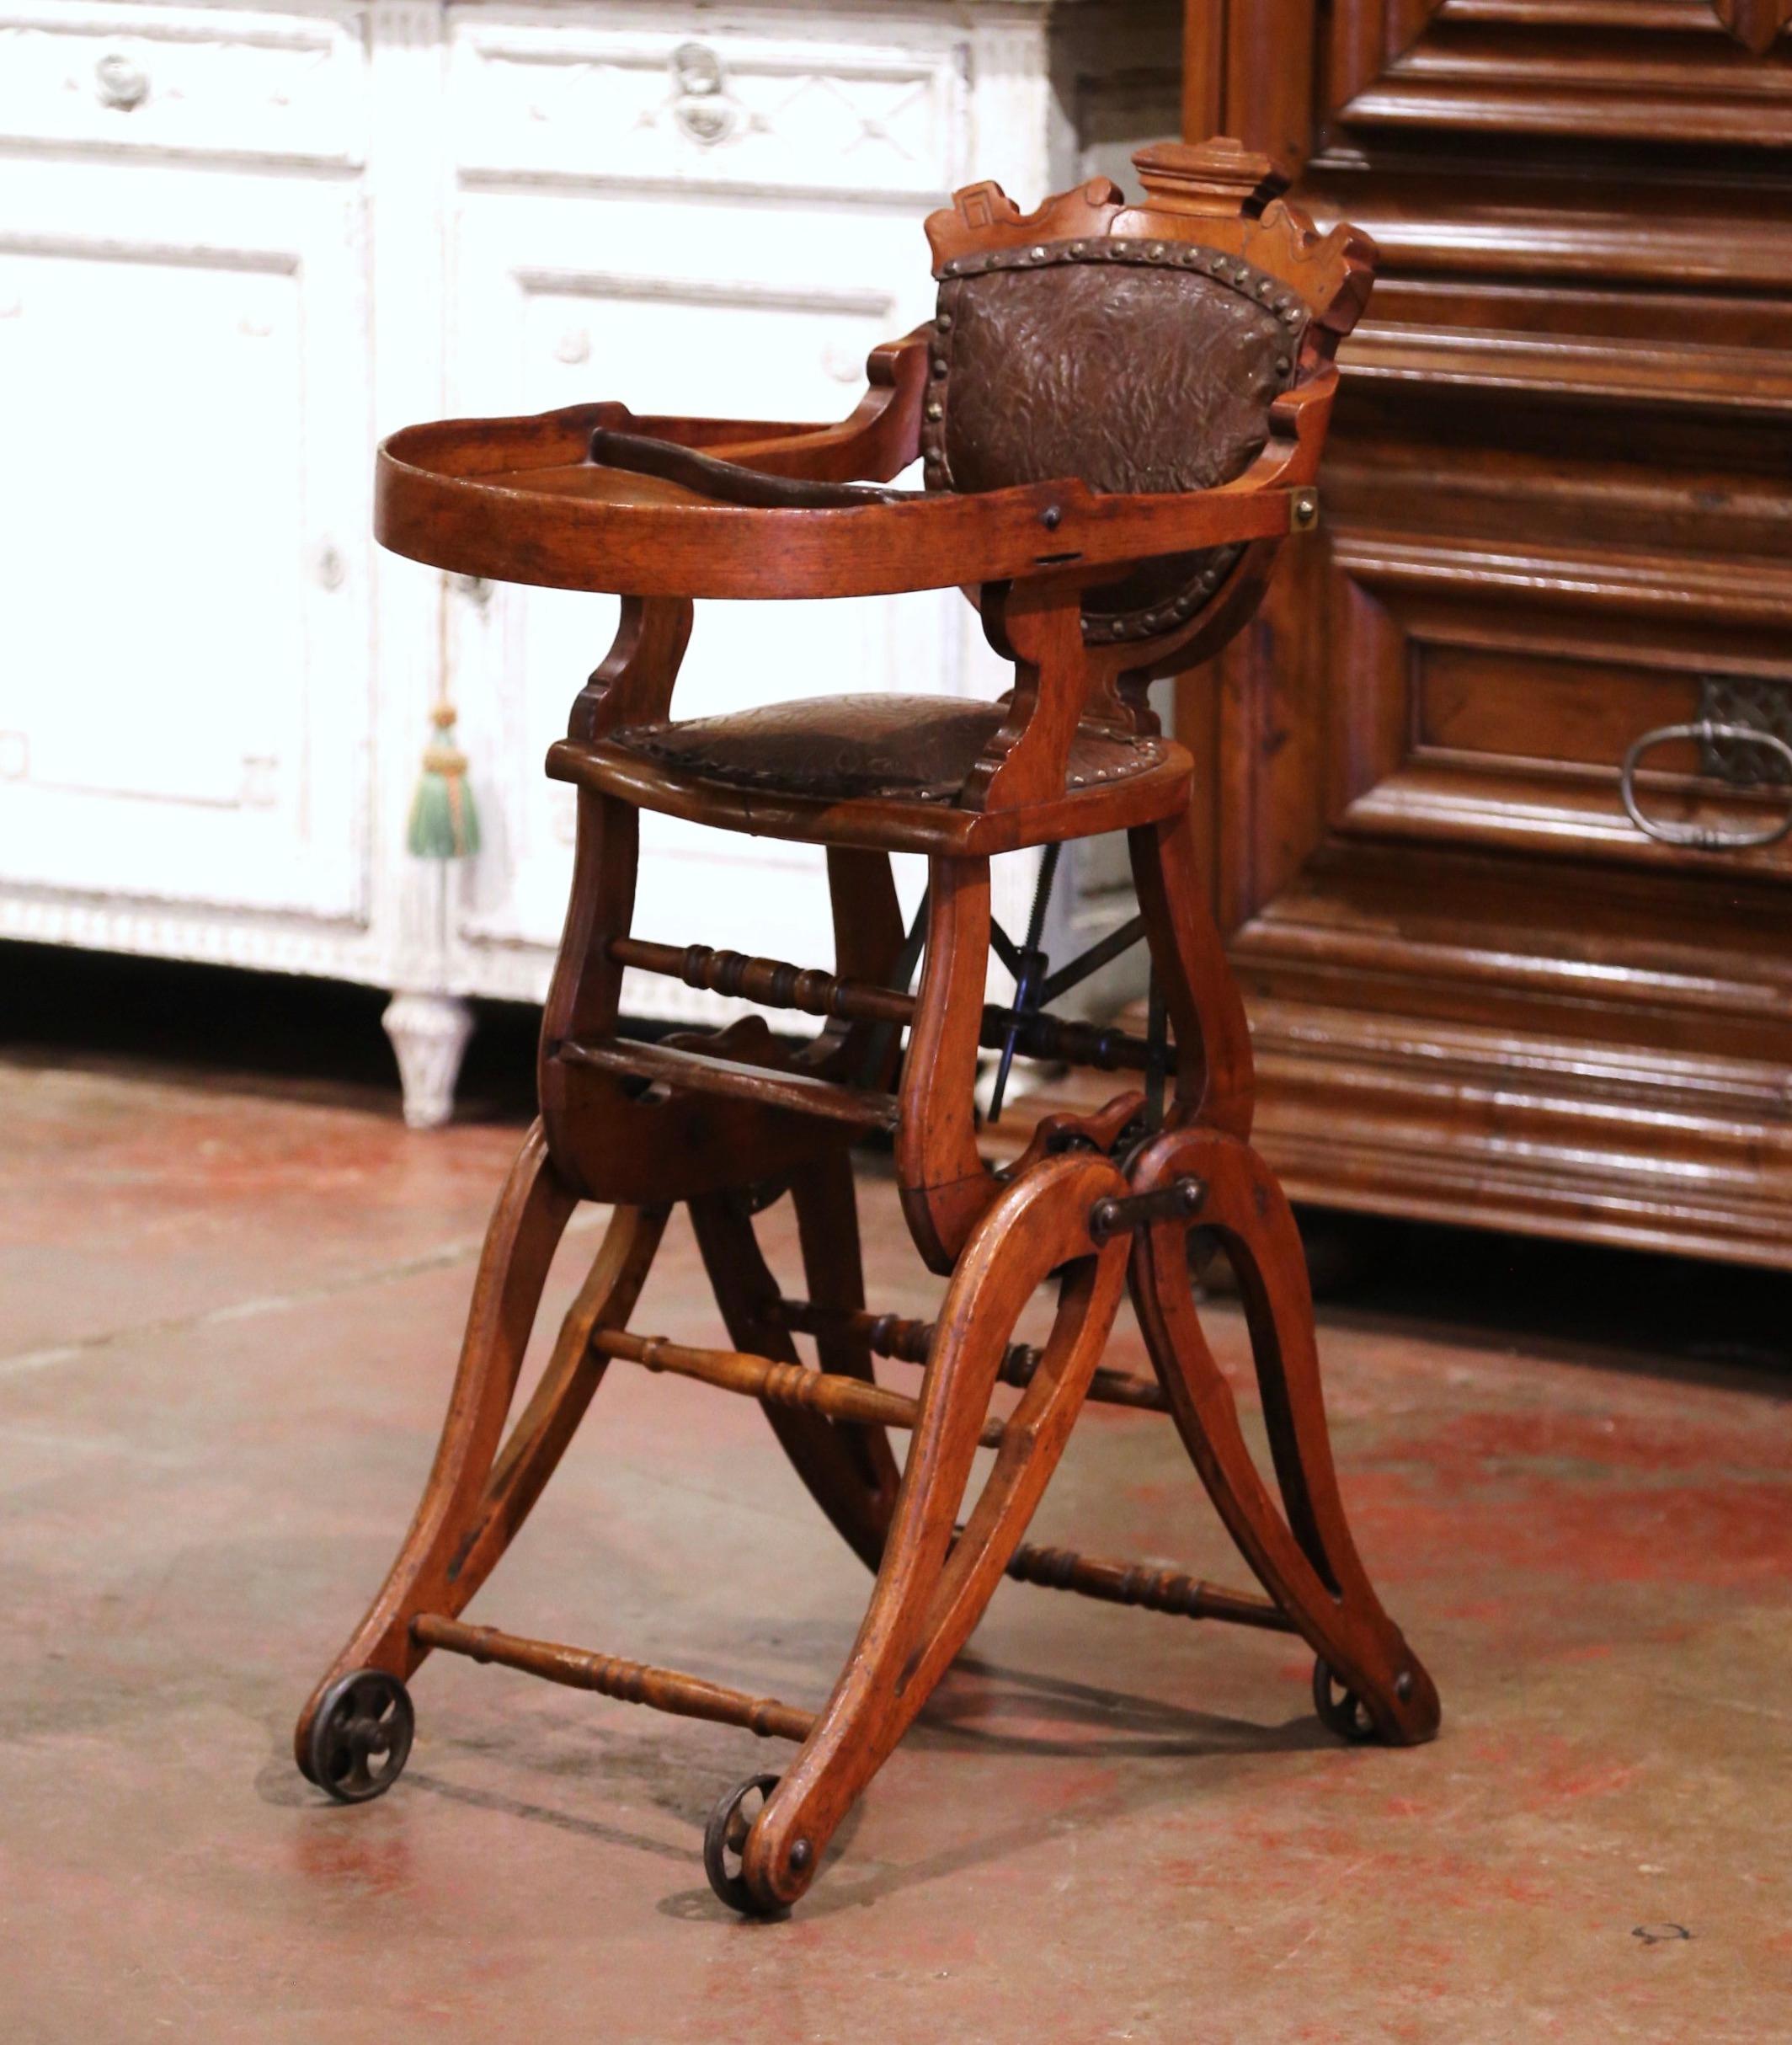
3 1031 1790 2042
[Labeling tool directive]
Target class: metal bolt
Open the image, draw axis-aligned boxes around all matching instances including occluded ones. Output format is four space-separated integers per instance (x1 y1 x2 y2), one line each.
1040 505 1061 531
788 1839 812 1871
1395 1671 1414 1703
1292 489 1319 531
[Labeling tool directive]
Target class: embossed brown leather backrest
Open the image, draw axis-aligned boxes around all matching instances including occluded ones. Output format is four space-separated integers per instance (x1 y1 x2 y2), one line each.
925 243 1304 503
920 138 1375 640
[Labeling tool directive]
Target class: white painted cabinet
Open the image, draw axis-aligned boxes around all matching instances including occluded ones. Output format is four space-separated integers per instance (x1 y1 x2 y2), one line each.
0 0 1179 1122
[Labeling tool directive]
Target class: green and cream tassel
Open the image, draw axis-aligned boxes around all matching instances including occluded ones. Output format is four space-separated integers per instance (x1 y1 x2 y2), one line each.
407 702 480 860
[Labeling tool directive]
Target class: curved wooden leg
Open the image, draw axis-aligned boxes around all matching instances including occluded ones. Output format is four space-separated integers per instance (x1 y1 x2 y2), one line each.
689 1156 898 1572
737 1152 1130 1912
295 1124 640 1774
1128 808 1253 1139
440 1200 667 1605
1128 1124 1441 1747
789 1149 904 1534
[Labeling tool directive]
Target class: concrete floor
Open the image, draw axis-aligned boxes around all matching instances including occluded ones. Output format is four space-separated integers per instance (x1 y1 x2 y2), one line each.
4 1018 1791 2042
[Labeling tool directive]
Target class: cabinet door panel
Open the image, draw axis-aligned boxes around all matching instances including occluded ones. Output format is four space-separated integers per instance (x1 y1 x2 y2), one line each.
447 187 1002 990
1185 0 1792 1267
0 162 370 921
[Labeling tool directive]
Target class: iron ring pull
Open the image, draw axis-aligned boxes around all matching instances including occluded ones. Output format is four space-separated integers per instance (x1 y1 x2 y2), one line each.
1619 718 1792 852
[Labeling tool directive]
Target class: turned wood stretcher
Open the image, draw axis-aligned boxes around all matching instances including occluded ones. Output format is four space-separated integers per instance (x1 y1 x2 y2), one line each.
295 136 1438 1917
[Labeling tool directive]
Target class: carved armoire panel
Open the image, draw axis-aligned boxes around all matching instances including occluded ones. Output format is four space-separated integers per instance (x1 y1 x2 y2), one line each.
1181 0 1792 1265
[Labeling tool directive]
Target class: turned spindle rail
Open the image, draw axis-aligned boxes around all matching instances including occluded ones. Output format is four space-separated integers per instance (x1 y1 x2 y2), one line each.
411 1615 816 1740
592 1325 1008 1449
410 1519 1295 1749
772 1296 1171 1412
608 935 1159 1075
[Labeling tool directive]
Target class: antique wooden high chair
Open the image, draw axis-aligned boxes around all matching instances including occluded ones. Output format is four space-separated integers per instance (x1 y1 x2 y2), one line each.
296 137 1440 1916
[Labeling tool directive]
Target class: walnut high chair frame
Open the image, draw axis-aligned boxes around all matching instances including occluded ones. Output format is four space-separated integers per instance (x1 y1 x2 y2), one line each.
296 139 1440 1916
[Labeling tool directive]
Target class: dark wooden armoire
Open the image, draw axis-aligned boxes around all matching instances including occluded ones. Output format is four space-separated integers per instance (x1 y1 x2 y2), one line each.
1176 2 1792 1268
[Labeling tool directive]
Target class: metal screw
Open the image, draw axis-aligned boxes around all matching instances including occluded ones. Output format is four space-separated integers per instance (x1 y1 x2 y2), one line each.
1041 505 1061 531
788 1839 812 1871
1395 1671 1414 1703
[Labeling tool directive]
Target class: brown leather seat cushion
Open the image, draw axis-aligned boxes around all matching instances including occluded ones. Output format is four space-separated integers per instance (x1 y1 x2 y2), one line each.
609 693 1165 804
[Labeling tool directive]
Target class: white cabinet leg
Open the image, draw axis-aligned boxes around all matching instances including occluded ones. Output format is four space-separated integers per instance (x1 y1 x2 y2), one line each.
382 991 474 1129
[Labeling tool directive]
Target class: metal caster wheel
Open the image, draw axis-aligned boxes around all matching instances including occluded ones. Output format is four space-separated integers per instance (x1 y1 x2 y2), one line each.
703 1772 783 1917
308 1669 415 1803
1312 1658 1378 1744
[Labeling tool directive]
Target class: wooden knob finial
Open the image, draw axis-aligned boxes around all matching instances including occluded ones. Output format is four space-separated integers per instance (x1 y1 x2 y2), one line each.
1131 136 1290 219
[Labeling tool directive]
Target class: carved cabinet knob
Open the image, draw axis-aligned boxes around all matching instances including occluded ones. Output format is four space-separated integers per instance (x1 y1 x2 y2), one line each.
94 52 150 112
671 41 737 147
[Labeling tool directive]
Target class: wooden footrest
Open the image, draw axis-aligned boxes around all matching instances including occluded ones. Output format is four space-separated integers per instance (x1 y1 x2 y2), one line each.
553 1034 899 1132
412 1614 815 1741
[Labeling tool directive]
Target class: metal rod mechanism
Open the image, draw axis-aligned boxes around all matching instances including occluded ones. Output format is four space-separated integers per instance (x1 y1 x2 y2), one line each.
1089 1172 1206 1242
1001 1539 1296 1632
1038 913 1148 1006
412 1614 815 1741
772 1297 1169 1413
1143 968 1168 1130
987 916 1026 980
989 841 1061 1123
593 1325 1008 1449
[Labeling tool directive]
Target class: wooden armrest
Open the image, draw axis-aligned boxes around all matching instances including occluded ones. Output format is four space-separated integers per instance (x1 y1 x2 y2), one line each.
705 331 930 483
607 331 930 487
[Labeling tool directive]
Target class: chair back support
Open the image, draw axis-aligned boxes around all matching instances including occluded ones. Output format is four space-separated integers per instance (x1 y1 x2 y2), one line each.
921 138 1375 640
925 244 1300 504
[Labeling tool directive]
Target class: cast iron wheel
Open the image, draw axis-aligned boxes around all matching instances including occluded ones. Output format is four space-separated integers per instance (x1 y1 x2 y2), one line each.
308 1669 415 1802
703 1772 783 1917
1312 1657 1378 1744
